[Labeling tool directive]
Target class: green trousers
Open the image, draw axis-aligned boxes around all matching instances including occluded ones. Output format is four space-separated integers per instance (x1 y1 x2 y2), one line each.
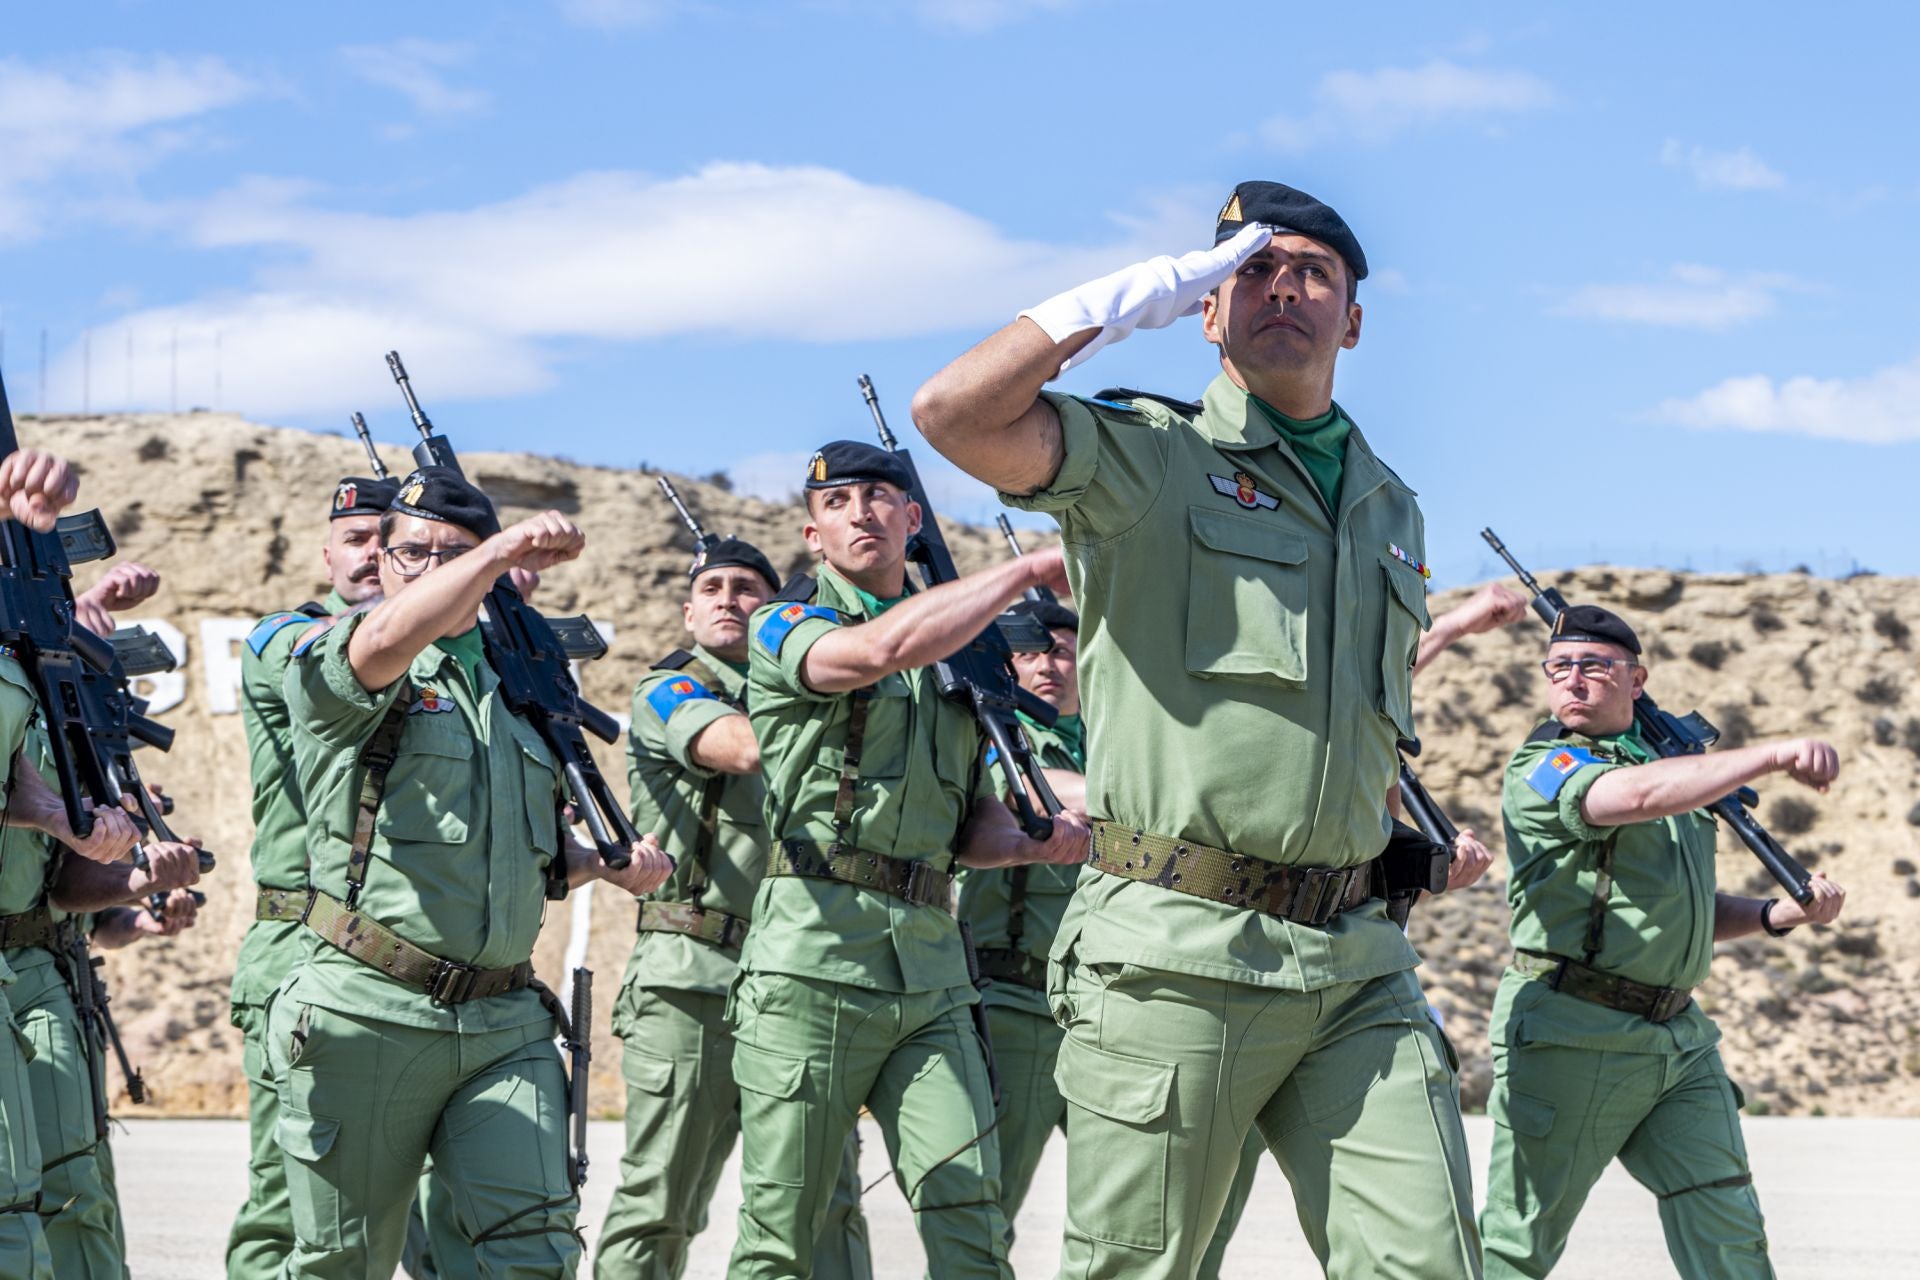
8 957 125 1278
1051 958 1480 1280
985 1000 1259 1278
725 973 1011 1280
1480 1037 1771 1278
233 996 457 1280
266 977 582 1279
0 990 52 1280
598 984 870 1279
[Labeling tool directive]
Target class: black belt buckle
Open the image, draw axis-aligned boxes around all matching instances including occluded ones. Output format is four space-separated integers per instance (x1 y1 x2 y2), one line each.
1292 867 1347 926
428 959 480 1004
1646 986 1687 1023
714 913 746 950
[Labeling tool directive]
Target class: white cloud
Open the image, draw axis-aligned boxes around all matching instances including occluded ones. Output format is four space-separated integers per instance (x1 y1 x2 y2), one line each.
60 163 1208 415
340 40 488 118
1660 139 1784 191
1261 59 1552 149
1556 264 1795 330
0 54 256 241
1650 355 1920 443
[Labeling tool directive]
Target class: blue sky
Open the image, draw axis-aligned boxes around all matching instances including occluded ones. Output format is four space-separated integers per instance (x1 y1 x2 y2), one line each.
3 1 1916 586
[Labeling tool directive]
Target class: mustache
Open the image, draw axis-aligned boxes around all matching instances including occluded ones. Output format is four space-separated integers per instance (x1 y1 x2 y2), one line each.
349 563 380 582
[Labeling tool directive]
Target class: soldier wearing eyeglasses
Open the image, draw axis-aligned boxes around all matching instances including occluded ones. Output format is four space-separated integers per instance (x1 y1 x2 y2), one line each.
1483 603 1846 1279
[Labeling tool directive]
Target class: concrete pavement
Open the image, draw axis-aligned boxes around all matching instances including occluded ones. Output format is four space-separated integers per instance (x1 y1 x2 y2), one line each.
117 1116 1913 1277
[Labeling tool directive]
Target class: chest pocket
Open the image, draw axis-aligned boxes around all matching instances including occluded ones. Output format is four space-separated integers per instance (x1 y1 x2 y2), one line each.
379 716 474 846
1185 506 1309 684
812 671 912 787
1610 810 1707 904
1378 557 1430 738
509 722 561 860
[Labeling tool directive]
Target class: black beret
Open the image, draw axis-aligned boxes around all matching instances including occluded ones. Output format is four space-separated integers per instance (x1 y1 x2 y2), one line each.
389 466 502 540
803 441 914 494
1006 598 1079 635
1213 180 1369 282
691 536 780 592
1549 605 1641 656
330 476 399 520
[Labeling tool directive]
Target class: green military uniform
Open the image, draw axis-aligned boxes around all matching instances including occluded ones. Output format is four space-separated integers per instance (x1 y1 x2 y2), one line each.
1001 375 1478 1279
728 565 1012 1280
0 655 53 1280
0 656 128 1278
597 643 870 1279
273 613 581 1278
1482 723 1771 1278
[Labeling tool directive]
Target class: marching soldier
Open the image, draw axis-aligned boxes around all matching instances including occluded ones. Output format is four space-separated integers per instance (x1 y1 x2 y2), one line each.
914 181 1482 1277
273 467 672 1278
598 534 870 1279
226 474 403 1278
1481 604 1845 1278
726 443 1088 1280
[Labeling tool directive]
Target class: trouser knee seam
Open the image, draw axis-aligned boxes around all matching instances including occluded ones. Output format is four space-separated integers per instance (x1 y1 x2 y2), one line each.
1655 1171 1753 1201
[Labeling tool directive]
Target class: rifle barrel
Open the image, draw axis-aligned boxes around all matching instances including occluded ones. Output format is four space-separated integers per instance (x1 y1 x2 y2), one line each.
350 413 390 479
384 350 433 436
857 374 898 450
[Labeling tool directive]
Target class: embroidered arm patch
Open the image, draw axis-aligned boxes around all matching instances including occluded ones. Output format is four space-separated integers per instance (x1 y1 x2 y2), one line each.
245 612 310 657
1524 746 1602 800
755 603 836 657
646 676 715 722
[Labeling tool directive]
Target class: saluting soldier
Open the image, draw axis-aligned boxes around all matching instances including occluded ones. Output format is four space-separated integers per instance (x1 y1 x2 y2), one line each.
273 467 672 1278
0 451 167 1280
598 534 870 1279
1482 605 1846 1278
226 475 397 1278
726 443 1088 1280
914 182 1482 1277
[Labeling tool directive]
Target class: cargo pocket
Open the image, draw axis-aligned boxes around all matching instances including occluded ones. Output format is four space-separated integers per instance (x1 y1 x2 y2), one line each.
622 1050 674 1098
1185 507 1310 684
1378 557 1429 738
732 1041 809 1187
1489 1088 1556 1141
1055 1035 1176 1251
277 1105 344 1251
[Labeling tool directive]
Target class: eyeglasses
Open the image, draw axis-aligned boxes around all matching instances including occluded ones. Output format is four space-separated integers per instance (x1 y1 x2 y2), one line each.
382 543 472 577
1541 656 1639 683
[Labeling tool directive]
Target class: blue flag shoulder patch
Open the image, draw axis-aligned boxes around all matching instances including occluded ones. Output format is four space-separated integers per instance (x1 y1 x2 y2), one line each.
756 603 836 656
646 675 715 722
1524 745 1602 800
246 612 310 657
290 620 336 659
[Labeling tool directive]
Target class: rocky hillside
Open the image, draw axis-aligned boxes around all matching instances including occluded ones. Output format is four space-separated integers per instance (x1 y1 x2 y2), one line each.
29 410 1920 1119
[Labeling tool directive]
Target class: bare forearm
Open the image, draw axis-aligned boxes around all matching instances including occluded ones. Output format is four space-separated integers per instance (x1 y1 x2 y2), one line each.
1413 612 1470 675
89 907 144 950
912 320 1093 495
7 755 70 836
1713 892 1769 941
348 546 510 689
1036 767 1086 815
687 712 760 775
50 855 145 911
803 557 1044 693
956 798 1042 869
1581 745 1779 827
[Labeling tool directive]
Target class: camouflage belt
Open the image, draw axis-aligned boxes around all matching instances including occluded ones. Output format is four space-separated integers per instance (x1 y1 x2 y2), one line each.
255 887 305 922
0 906 59 951
1513 950 1695 1023
302 890 534 1005
1090 820 1374 926
975 947 1046 991
638 900 749 951
769 841 954 912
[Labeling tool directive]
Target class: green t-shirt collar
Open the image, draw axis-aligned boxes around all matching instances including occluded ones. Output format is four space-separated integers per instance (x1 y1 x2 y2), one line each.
1249 395 1351 513
432 625 486 689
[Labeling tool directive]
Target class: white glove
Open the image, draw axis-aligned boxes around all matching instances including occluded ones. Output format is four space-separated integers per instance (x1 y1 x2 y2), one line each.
1019 223 1273 376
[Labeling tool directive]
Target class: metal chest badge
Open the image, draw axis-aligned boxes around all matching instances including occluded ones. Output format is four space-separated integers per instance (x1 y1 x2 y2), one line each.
1208 470 1280 511
1387 543 1431 579
407 686 454 715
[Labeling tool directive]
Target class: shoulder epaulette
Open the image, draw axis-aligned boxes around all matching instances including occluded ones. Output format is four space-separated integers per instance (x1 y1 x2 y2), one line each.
770 574 818 605
290 619 336 658
294 600 329 619
650 648 697 673
1526 720 1571 745
245 612 311 657
1092 387 1203 416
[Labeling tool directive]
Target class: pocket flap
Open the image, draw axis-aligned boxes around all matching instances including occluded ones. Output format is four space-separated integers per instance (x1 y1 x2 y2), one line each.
622 1051 674 1096
1379 555 1432 627
1191 508 1309 565
732 1041 806 1100
277 1107 341 1162
1055 1035 1174 1126
1490 1088 1556 1139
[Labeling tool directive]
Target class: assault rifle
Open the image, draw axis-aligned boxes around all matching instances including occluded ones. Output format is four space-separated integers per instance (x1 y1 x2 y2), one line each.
1383 739 1456 928
0 367 213 911
992 517 1056 655
1481 528 1815 904
858 375 1061 840
382 351 637 873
